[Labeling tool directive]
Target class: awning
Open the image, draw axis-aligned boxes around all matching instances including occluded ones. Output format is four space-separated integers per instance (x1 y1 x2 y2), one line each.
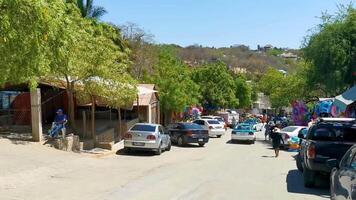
333 86 356 112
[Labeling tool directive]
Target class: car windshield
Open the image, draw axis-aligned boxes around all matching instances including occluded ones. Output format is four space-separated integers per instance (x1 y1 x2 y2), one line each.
236 125 251 130
309 124 356 141
182 123 202 130
207 120 220 125
131 124 156 132
214 117 224 122
281 127 298 132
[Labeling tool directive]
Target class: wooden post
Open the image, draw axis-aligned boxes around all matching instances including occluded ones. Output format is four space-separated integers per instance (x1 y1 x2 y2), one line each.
118 108 121 141
137 94 140 122
82 111 86 139
91 96 96 144
30 88 42 142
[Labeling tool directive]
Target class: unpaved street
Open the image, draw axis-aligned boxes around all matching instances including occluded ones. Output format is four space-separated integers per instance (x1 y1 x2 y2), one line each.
0 131 329 200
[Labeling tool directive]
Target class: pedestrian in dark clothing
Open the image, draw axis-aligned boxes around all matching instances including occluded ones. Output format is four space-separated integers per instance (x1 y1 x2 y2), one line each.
270 127 284 157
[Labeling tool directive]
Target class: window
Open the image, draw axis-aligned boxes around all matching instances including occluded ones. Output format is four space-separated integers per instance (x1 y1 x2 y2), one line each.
309 125 356 142
207 120 220 125
236 125 251 130
182 123 202 130
158 126 165 134
131 124 156 132
340 148 354 168
350 153 356 170
193 120 204 125
281 127 298 132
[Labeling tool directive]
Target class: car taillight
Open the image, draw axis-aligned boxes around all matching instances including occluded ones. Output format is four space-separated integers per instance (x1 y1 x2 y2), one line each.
249 132 254 135
209 126 213 129
186 131 193 136
146 135 156 140
124 133 132 139
307 144 316 159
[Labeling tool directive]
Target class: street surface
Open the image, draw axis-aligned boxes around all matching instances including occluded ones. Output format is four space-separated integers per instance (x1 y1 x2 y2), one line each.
0 131 329 200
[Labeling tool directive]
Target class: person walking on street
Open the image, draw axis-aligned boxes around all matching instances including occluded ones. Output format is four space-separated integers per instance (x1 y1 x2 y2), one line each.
269 126 284 157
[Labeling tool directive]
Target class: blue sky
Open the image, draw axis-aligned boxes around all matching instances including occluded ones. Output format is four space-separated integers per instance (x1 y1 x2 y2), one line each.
97 0 354 49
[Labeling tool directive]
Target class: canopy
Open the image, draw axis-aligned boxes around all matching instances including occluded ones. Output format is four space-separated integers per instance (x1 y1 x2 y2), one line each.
333 86 356 112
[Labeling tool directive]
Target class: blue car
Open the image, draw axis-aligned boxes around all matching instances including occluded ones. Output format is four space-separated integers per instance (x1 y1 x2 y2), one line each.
231 123 256 144
243 119 263 131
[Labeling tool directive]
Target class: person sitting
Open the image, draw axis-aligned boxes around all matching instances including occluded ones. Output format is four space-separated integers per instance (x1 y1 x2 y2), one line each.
48 109 68 138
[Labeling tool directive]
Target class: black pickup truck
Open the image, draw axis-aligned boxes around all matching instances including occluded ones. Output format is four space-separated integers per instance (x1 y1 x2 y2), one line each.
298 118 356 187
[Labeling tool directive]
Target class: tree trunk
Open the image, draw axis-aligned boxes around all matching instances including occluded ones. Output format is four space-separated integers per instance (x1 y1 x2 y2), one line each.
91 96 96 144
67 82 76 130
118 108 121 141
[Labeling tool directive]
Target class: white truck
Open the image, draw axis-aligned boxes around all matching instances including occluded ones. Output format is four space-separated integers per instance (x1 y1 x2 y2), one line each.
217 110 239 128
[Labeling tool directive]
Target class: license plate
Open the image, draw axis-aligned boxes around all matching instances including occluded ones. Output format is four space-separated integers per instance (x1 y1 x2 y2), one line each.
132 142 145 146
198 139 204 142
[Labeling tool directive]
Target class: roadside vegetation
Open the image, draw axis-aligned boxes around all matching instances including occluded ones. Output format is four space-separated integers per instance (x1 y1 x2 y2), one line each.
0 0 354 117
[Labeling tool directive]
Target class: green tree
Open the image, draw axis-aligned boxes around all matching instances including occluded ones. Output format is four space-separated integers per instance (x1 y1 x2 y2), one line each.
148 47 200 123
76 0 107 19
0 0 136 137
234 75 252 108
258 67 306 109
303 5 356 96
192 62 238 110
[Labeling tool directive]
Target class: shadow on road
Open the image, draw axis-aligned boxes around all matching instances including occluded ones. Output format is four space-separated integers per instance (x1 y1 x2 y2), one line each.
0 132 32 145
226 140 253 145
172 143 202 148
116 149 156 157
286 170 329 198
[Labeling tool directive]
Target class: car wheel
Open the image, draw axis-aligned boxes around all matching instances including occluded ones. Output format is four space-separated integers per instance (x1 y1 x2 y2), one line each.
177 136 184 146
217 135 222 138
198 142 205 147
155 144 162 155
303 168 316 188
296 154 303 172
166 141 171 151
251 140 255 144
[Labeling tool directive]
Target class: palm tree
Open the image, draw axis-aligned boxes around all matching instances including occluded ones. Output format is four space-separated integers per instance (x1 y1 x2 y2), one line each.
76 0 107 19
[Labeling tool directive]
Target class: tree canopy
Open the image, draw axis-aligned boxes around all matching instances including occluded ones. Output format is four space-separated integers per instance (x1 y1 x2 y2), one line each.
192 61 238 110
148 47 200 113
303 5 356 96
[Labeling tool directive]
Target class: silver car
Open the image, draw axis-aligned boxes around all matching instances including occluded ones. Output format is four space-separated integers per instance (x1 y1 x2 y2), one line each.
124 123 171 155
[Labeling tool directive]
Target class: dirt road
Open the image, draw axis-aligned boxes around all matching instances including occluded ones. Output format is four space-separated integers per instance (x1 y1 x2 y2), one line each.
0 131 329 200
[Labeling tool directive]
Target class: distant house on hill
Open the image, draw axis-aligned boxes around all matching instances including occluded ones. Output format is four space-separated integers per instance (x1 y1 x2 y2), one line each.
280 52 298 60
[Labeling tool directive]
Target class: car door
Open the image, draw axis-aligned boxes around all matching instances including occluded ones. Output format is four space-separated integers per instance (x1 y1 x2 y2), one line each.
158 126 168 148
333 147 356 200
167 124 178 142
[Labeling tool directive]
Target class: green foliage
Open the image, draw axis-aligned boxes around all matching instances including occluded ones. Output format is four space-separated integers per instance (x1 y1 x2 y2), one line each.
148 47 200 113
258 68 305 109
0 0 136 108
303 5 356 96
233 75 252 108
192 61 238 109
0 0 63 88
266 48 283 57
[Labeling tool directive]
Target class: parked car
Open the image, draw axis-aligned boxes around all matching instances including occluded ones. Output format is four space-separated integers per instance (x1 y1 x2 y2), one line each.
193 119 225 138
328 144 356 200
244 118 264 131
201 116 227 130
295 128 309 172
278 126 307 148
231 123 256 144
299 118 356 187
124 123 171 155
167 122 209 147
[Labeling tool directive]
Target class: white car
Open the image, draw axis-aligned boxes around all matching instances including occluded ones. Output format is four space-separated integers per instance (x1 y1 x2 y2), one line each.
201 116 227 129
193 119 225 138
124 123 171 155
278 126 307 146
231 123 256 144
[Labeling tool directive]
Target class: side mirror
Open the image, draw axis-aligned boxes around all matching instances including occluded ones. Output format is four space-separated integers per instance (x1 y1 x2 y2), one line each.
298 133 305 139
326 159 339 169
